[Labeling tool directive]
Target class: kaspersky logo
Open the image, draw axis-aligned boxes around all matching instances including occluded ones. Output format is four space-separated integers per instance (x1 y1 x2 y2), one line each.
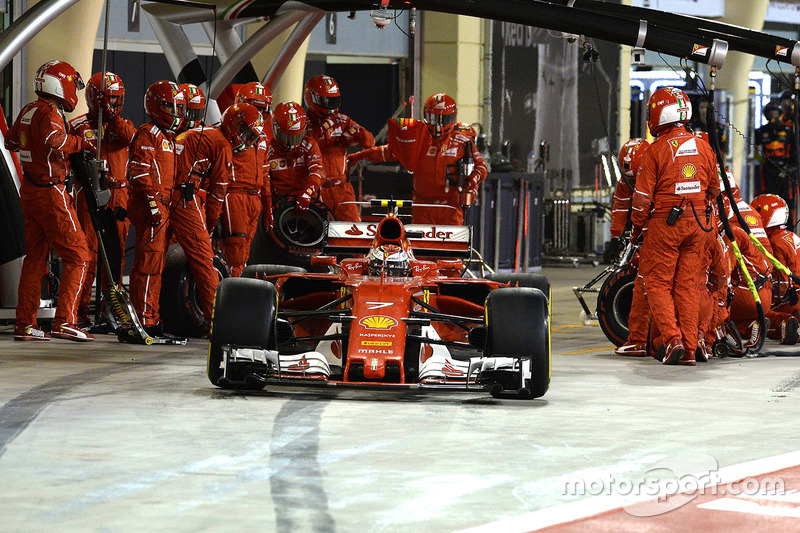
359 316 398 330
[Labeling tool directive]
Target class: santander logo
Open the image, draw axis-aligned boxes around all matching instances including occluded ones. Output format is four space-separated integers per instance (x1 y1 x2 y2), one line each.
345 224 363 236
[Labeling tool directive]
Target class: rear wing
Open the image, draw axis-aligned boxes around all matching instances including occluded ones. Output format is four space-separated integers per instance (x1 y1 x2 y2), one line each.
325 221 472 259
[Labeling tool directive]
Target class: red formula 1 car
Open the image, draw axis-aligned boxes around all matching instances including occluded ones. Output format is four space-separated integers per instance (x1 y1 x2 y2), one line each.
207 200 551 400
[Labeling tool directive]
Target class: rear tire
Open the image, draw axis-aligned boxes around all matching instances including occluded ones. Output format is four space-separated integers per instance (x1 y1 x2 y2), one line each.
241 264 307 279
485 287 550 398
596 268 635 347
208 277 277 389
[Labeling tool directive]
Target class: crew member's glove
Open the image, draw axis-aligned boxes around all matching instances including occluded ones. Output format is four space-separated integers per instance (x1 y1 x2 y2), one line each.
631 225 644 244
295 184 319 214
80 137 97 155
603 236 624 264
262 206 274 233
346 152 364 174
145 192 162 226
467 175 481 195
787 286 799 306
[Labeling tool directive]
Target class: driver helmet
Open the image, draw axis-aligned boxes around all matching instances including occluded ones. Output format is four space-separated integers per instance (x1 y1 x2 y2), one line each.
367 244 411 277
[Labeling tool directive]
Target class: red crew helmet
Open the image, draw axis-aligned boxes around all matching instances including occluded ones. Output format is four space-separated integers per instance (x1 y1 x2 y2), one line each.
144 81 185 132
751 194 790 229
617 138 649 178
272 101 307 151
235 81 272 121
647 87 691 136
34 60 85 112
220 102 264 153
179 83 206 129
303 75 341 118
423 93 457 138
86 71 125 118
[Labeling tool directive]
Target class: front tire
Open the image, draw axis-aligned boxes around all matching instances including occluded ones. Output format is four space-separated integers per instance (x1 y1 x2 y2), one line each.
208 277 277 389
485 287 550 398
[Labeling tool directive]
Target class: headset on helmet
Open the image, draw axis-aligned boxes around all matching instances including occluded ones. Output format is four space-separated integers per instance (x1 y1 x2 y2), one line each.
424 93 457 138
751 194 789 229
86 72 124 118
144 81 185 132
367 244 411 277
272 101 307 151
220 103 264 153
235 82 272 121
179 83 206 130
617 138 649 178
303 75 341 118
647 87 691 135
34 60 85 112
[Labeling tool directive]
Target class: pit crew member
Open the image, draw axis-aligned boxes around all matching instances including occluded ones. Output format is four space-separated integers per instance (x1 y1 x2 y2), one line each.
5 60 96 342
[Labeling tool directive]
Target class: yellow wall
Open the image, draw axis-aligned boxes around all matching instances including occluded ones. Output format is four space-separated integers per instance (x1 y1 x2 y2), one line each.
26 0 104 118
421 13 484 125
246 23 311 105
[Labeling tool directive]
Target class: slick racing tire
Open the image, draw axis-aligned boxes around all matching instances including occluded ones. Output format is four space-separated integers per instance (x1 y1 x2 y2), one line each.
161 244 231 338
208 277 278 389
596 268 636 347
485 287 550 399
248 197 332 268
486 273 551 302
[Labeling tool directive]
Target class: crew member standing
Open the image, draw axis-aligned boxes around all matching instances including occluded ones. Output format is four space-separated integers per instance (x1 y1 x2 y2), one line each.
268 101 325 214
631 87 719 365
71 71 137 326
349 93 486 225
304 75 375 221
219 83 274 276
127 81 185 336
5 60 97 342
172 101 262 326
610 138 651 357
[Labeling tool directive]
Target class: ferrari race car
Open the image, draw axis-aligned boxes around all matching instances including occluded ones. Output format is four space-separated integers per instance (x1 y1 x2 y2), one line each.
207 200 551 400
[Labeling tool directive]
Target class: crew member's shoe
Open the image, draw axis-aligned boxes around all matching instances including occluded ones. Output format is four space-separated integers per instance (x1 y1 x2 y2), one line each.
51 323 95 342
662 336 685 365
614 342 647 356
14 323 50 341
679 351 697 366
696 339 711 362
780 317 799 346
743 320 762 349
144 323 164 338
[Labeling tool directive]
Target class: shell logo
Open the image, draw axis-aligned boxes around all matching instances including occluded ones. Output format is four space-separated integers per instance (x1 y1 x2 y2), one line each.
745 214 759 227
359 315 398 330
682 164 696 178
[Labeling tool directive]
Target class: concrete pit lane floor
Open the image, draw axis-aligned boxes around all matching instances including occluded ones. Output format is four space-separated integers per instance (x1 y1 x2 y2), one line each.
1 264 800 532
